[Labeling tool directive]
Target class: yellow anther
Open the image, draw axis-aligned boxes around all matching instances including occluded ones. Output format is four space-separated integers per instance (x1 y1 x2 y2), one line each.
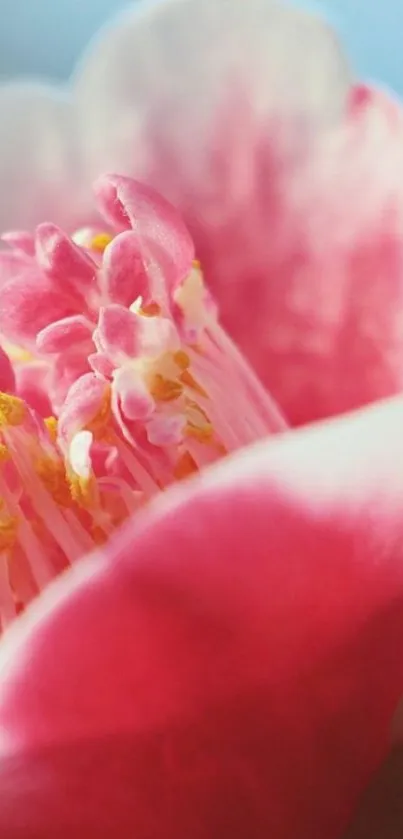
0 394 26 427
35 456 72 507
174 451 198 480
150 375 183 403
140 302 161 317
185 422 214 443
0 514 18 551
0 444 9 462
192 259 201 269
90 232 114 252
173 350 190 371
44 416 58 443
85 388 112 439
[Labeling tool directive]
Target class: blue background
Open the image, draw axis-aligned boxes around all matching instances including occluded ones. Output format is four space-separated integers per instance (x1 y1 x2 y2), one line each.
0 1 400 94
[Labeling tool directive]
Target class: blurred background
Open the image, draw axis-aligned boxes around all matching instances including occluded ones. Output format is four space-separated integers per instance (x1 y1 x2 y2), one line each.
0 1 400 94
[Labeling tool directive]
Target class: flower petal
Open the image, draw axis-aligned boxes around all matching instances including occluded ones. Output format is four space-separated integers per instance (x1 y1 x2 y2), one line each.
95 174 195 292
0 398 403 835
97 304 141 361
100 230 150 307
35 223 96 288
74 1 403 424
36 315 94 354
0 274 80 346
76 0 349 177
0 84 90 233
58 372 110 443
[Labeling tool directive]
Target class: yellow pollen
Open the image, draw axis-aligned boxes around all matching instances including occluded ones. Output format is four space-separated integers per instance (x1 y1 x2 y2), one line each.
90 232 114 252
0 394 26 427
35 456 72 507
150 375 183 402
185 422 214 443
173 350 190 371
192 259 201 269
174 451 198 480
44 416 58 443
140 302 161 317
0 444 9 462
0 513 18 551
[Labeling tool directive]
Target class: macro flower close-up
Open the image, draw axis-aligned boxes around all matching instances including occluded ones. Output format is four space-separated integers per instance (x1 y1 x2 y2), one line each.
0 0 403 836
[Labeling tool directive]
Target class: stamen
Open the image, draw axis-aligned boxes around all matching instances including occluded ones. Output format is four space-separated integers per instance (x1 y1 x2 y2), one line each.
0 174 288 630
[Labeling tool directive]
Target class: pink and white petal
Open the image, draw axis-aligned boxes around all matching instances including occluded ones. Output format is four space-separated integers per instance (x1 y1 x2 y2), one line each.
1 231 35 256
36 315 94 355
75 1 403 424
100 229 152 307
88 351 115 379
0 274 80 346
95 175 195 292
97 304 141 361
113 366 154 421
49 353 91 414
35 223 96 288
57 372 110 444
0 251 35 287
0 84 92 234
1 398 403 836
76 0 349 179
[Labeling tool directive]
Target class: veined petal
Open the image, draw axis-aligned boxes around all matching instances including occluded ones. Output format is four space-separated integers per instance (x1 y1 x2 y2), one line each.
0 398 403 836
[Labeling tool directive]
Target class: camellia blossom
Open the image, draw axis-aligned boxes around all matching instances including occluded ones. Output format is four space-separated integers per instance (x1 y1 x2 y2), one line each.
0 1 403 838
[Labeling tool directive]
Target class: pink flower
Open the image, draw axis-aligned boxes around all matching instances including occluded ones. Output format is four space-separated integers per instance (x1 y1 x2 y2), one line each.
2 0 403 425
0 1 402 837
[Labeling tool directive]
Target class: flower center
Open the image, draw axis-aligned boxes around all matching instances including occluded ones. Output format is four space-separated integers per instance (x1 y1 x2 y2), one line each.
0 174 287 629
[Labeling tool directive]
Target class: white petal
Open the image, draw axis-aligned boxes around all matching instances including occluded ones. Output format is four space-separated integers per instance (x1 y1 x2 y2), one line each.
75 0 350 180
0 83 91 233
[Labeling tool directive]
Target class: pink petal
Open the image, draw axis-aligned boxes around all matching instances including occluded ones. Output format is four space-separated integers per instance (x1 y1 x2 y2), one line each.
88 351 114 379
1 398 403 835
0 250 34 284
76 0 349 178
0 274 80 345
1 231 35 256
58 372 109 443
49 353 90 414
35 223 96 290
94 174 195 290
36 315 94 354
100 230 151 307
113 366 154 421
75 1 403 425
0 84 91 233
97 304 141 361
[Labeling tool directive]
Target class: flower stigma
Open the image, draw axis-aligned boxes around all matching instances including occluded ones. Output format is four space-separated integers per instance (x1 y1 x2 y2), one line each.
0 174 287 629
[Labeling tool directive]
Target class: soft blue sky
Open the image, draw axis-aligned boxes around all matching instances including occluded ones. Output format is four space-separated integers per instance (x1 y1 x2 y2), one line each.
0 1 401 94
